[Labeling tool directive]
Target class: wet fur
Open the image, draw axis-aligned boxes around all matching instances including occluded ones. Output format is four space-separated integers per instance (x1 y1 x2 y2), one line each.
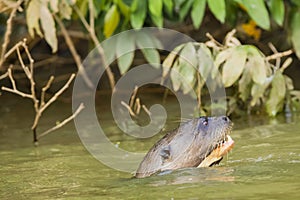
135 116 232 178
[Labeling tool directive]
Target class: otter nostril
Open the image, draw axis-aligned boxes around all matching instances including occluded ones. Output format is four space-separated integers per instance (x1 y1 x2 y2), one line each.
223 116 229 122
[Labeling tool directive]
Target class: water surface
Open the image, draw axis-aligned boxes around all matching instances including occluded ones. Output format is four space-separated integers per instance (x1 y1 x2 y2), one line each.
0 94 299 199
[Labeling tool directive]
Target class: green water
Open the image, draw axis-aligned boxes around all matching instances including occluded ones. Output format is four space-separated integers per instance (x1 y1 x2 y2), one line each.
1 94 299 199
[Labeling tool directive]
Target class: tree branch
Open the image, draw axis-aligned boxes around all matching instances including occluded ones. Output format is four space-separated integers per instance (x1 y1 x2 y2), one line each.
37 103 85 139
54 14 94 89
0 0 23 69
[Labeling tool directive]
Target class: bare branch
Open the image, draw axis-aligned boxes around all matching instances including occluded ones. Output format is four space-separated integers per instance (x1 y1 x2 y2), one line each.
142 105 151 116
130 86 138 108
54 14 93 89
121 101 136 117
37 103 85 139
266 50 293 61
41 76 55 107
1 66 33 98
40 74 75 114
268 42 280 69
88 0 94 32
7 66 16 89
1 86 33 98
73 4 115 89
134 98 141 115
16 46 31 79
3 41 23 59
0 71 8 80
0 0 23 69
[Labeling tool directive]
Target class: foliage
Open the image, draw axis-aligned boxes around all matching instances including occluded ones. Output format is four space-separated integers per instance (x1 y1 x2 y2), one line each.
161 30 298 116
21 0 300 60
1 0 300 117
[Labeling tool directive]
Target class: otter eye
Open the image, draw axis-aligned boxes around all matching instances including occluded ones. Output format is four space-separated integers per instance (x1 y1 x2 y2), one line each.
202 117 208 126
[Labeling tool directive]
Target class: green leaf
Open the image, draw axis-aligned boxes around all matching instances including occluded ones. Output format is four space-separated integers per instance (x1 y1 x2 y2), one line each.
148 0 163 27
141 49 161 67
177 43 198 94
117 53 134 74
235 0 270 30
214 47 234 71
104 5 120 38
266 72 286 116
136 32 161 67
163 0 174 17
148 0 163 17
162 44 185 77
268 0 285 26
116 32 135 74
179 0 194 21
78 0 88 17
150 14 164 28
93 0 106 16
222 46 247 87
135 31 163 49
49 0 59 13
58 0 72 20
290 8 300 59
40 2 57 53
207 0 226 23
174 0 186 8
238 64 252 102
170 60 182 91
26 0 42 37
130 0 147 28
191 0 206 29
250 82 267 107
115 0 130 19
102 36 117 64
247 46 267 85
290 0 300 6
198 44 214 80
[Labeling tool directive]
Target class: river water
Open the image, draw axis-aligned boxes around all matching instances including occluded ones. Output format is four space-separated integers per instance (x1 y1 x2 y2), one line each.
0 93 299 199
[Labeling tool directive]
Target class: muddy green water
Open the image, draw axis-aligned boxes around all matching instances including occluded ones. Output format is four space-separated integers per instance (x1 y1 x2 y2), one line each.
0 94 299 199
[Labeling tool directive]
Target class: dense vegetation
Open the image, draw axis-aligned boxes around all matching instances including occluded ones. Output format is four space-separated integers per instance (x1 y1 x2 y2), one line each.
1 0 300 141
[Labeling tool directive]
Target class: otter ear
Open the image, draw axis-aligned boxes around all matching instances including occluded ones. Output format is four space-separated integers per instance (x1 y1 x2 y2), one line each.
160 146 171 160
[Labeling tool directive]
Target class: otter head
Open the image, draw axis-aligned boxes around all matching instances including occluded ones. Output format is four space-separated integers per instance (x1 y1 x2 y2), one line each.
135 116 234 178
195 116 234 167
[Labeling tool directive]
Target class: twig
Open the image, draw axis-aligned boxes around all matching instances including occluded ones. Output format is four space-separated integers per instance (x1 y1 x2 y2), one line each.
3 41 23 60
130 86 138 108
142 105 151 116
134 98 141 115
37 103 85 139
205 33 223 47
32 73 76 130
0 71 8 80
1 86 32 98
1 39 78 142
1 67 33 98
197 72 202 114
280 57 293 73
54 14 94 89
41 76 54 107
121 101 136 117
0 0 23 69
268 42 280 69
88 0 94 33
266 50 293 61
73 4 115 89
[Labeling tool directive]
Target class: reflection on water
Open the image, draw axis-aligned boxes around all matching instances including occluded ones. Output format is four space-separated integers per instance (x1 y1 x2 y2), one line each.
0 94 300 199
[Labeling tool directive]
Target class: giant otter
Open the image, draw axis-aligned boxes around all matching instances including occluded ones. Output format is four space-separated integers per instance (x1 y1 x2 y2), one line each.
135 116 234 178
